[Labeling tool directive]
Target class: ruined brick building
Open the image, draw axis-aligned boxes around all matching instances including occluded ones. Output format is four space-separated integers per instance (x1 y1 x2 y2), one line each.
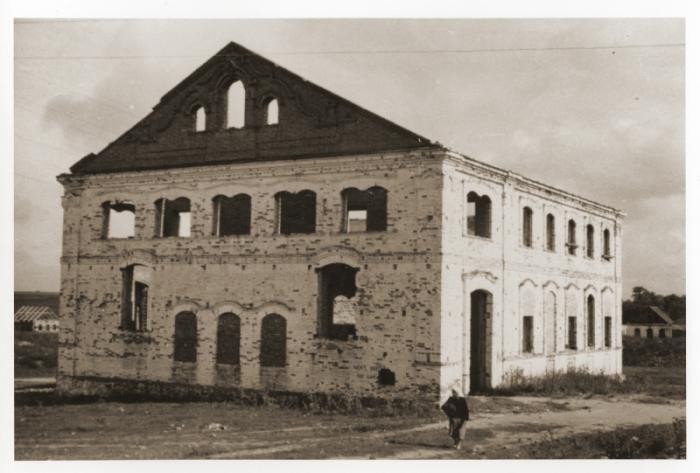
57 42 624 403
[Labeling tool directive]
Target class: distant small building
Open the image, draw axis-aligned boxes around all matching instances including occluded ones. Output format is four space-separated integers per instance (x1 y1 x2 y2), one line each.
623 305 678 339
14 306 59 332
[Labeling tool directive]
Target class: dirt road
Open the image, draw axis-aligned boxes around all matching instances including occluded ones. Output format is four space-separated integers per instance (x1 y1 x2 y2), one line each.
15 394 685 460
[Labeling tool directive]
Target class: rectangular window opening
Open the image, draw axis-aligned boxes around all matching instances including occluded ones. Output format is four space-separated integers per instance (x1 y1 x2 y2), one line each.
522 316 534 353
567 316 577 350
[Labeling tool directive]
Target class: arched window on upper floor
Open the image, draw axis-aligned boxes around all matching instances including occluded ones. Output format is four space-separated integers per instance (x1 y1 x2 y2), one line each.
522 206 533 248
546 213 556 252
213 194 251 236
101 200 135 239
586 224 595 258
227 80 245 129
466 192 491 239
275 190 316 235
567 219 578 256
341 186 388 233
265 98 279 125
603 228 612 260
155 197 191 238
194 106 206 132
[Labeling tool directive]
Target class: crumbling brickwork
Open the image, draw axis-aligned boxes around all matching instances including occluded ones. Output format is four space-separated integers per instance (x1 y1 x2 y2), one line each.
56 41 624 404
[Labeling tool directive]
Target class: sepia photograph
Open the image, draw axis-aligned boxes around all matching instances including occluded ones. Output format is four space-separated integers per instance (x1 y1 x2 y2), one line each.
5 3 691 466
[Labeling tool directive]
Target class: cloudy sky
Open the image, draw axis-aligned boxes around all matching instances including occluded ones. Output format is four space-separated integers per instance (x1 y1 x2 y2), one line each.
13 18 685 297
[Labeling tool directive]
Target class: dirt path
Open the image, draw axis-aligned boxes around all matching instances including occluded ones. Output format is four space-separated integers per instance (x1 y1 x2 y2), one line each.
362 397 686 459
14 395 685 460
208 396 685 459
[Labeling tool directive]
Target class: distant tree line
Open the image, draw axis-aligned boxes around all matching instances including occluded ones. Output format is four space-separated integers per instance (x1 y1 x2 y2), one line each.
623 286 686 322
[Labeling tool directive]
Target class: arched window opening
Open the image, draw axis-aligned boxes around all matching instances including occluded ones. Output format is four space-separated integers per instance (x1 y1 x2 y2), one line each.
342 187 388 233
213 194 251 236
227 80 245 129
466 192 491 238
174 311 197 362
275 190 316 234
155 197 191 238
546 213 556 252
265 98 279 125
605 317 612 347
120 264 150 332
522 206 533 248
102 201 136 239
587 295 595 347
603 228 612 259
216 313 241 365
194 106 206 132
567 219 578 256
260 313 286 367
317 263 359 340
646 328 653 339
659 328 666 339
586 224 595 258
634 328 641 337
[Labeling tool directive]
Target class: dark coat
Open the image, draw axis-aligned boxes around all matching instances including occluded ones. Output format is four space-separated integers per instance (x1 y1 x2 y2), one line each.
441 396 469 421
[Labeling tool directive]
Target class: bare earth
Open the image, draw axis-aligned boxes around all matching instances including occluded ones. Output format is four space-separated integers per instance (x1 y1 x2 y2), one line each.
14 380 685 460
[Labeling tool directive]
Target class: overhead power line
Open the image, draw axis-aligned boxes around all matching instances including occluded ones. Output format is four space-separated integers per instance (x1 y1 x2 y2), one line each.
13 43 685 60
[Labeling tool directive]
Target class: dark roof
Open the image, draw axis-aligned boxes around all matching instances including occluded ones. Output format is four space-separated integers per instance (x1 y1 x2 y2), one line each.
14 292 60 315
68 41 435 175
623 305 672 325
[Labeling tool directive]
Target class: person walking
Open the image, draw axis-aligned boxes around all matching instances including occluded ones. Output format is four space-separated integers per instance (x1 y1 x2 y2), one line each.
441 387 470 449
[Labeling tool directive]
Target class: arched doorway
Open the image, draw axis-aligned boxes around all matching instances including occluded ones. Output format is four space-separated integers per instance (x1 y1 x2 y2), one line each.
470 290 492 393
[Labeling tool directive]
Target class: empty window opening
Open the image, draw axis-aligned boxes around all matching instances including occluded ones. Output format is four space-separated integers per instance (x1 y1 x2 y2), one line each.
522 206 533 248
567 219 577 255
317 263 359 340
466 192 491 238
120 264 149 332
605 317 612 347
265 98 279 125
342 187 388 233
213 194 251 236
522 316 534 353
659 328 666 339
216 312 241 365
546 213 556 251
155 197 191 238
174 311 197 362
260 313 286 367
194 106 206 132
586 224 595 258
567 316 577 350
102 201 136 239
227 80 245 129
646 328 653 339
603 228 612 258
275 190 316 234
634 328 641 337
587 295 595 347
378 368 396 386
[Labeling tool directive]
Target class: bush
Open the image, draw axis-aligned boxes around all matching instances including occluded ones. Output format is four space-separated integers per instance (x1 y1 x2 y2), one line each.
489 367 627 397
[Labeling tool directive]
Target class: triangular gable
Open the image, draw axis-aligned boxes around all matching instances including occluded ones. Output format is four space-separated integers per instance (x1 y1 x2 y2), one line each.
70 42 434 175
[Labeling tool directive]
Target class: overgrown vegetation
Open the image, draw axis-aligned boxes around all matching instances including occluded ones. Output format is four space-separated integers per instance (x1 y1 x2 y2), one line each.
14 331 58 377
488 365 685 400
512 419 686 459
623 335 685 367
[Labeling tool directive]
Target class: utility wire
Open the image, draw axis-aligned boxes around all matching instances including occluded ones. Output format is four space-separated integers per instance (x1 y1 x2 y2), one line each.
13 43 685 60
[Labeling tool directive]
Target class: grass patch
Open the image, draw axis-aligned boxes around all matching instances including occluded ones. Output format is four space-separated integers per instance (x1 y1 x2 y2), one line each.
623 336 685 367
14 331 58 377
487 366 685 399
510 419 686 459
